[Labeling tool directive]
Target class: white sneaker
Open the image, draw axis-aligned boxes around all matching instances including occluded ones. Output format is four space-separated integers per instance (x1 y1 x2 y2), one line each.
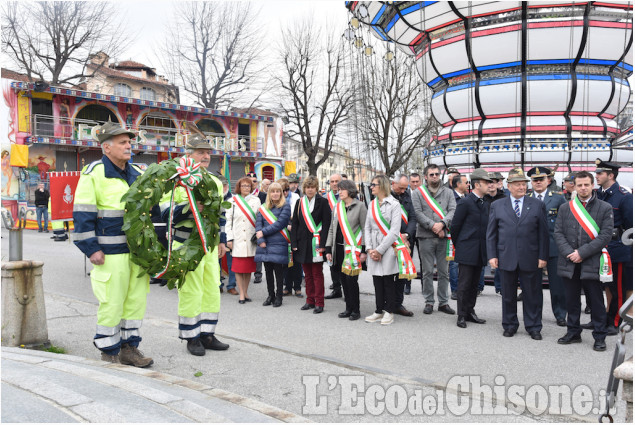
365 312 383 323
381 312 394 325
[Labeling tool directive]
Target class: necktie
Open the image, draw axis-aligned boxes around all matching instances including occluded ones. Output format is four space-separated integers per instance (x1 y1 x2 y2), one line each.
514 199 521 217
537 194 543 202
582 201 587 208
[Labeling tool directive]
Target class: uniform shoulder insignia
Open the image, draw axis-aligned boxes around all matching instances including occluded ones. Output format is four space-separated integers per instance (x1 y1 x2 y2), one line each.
619 186 631 194
83 160 103 175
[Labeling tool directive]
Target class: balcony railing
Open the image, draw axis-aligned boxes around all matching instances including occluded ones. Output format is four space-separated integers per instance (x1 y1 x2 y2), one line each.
29 114 262 152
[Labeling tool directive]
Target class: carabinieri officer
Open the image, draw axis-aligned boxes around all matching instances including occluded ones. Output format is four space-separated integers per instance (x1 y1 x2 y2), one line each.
73 121 153 367
594 159 633 334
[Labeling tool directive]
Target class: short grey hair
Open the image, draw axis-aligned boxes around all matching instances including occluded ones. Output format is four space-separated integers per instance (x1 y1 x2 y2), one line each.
184 148 195 155
338 179 358 198
100 140 112 154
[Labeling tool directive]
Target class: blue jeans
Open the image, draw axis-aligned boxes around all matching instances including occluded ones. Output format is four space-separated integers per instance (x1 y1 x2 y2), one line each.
36 206 48 230
449 261 459 292
220 252 236 290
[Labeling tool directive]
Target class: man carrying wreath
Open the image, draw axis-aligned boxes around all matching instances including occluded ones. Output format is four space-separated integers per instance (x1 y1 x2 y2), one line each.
160 134 230 356
73 121 153 367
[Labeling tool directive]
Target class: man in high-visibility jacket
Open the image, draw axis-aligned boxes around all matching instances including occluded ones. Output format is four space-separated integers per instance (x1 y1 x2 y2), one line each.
73 121 153 367
160 134 229 356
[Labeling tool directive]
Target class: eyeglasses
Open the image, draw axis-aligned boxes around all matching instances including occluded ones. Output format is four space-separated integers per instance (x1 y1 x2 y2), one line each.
283 189 289 192
369 183 377 188
428 173 440 177
240 185 252 188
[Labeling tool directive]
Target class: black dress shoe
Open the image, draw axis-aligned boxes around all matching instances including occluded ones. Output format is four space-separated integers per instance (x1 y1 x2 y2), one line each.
325 290 342 299
313 306 324 314
263 296 273 306
254 277 262 284
593 340 607 351
238 299 246 304
404 283 411 295
466 312 486 324
395 306 414 317
517 292 523 301
300 303 315 310
457 316 467 328
201 335 229 350
338 310 352 318
423 304 433 315
529 331 542 340
557 333 582 344
503 329 516 337
187 338 206 356
329 284 334 290
244 298 252 302
451 291 457 300
438 304 455 315
556 319 567 327
273 297 282 307
584 305 591 314
349 312 360 321
607 326 618 336
580 321 594 330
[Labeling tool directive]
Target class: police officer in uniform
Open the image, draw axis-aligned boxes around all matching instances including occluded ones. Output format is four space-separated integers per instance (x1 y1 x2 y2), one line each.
73 121 153 367
527 166 567 326
160 134 230 356
591 159 633 334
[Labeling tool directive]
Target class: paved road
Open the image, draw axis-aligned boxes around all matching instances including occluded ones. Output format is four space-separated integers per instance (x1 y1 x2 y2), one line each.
2 228 632 422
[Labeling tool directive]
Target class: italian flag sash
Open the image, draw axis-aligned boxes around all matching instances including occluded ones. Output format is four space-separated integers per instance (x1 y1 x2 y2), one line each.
417 186 455 260
370 199 417 280
335 201 363 276
300 196 323 261
570 197 613 282
401 205 408 225
234 195 256 227
327 191 337 210
258 206 293 267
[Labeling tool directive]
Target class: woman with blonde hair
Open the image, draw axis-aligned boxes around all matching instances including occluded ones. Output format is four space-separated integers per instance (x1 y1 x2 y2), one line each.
226 176 261 303
364 174 402 325
291 175 331 313
255 182 291 307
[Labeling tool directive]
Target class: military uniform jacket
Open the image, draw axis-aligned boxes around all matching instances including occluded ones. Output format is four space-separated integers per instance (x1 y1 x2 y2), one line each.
528 190 566 258
596 182 633 263
73 155 142 257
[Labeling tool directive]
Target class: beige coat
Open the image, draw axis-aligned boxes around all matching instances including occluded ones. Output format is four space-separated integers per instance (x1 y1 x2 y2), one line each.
225 194 261 257
364 195 401 276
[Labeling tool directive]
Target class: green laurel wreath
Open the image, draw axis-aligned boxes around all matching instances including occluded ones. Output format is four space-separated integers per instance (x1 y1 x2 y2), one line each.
121 158 230 289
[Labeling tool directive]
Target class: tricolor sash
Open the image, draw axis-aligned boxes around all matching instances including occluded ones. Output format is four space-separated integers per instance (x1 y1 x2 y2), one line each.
300 196 323 262
327 191 337 210
370 199 417 280
417 186 455 260
335 201 363 276
234 195 256 227
401 205 408 225
570 197 613 282
259 205 293 267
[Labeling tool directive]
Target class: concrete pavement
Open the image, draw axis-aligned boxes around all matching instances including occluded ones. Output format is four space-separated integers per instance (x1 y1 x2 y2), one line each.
1 228 632 422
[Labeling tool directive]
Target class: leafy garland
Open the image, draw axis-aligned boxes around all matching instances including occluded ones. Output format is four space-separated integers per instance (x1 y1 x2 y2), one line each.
121 157 230 289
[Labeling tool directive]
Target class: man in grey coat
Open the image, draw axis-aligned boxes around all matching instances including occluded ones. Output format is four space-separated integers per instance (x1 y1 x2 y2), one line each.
554 171 614 351
412 164 456 315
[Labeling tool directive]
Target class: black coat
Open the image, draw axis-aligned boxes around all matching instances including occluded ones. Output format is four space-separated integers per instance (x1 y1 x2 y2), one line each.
391 190 416 246
451 193 489 266
486 196 549 272
35 189 50 207
291 195 331 264
553 194 614 280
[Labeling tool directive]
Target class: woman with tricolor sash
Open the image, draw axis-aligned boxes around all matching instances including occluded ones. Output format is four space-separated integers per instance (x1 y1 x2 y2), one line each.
290 176 331 314
326 179 367 321
255 182 291 307
363 175 403 326
226 177 261 304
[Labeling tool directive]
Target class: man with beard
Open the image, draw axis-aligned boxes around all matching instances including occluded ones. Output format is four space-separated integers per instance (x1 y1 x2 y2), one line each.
412 164 456 316
391 174 416 315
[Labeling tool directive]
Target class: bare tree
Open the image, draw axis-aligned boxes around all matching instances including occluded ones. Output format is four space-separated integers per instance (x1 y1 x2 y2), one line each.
352 51 437 177
1 1 129 85
276 21 354 177
157 2 264 110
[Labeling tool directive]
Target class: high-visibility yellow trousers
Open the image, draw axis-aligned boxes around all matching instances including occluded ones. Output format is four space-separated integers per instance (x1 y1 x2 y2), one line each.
90 253 149 354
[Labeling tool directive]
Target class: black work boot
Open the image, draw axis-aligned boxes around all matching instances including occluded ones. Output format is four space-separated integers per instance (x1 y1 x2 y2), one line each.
201 334 229 350
186 338 206 356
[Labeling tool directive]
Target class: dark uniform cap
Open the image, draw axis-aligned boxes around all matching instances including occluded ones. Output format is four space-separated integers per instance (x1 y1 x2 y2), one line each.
470 168 493 182
507 167 529 183
185 134 213 150
527 166 551 179
563 172 576 182
95 121 135 143
595 158 621 173
447 167 459 174
288 173 300 183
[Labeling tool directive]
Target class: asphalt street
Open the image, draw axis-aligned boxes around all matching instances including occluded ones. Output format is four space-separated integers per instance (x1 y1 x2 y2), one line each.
1 228 632 422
